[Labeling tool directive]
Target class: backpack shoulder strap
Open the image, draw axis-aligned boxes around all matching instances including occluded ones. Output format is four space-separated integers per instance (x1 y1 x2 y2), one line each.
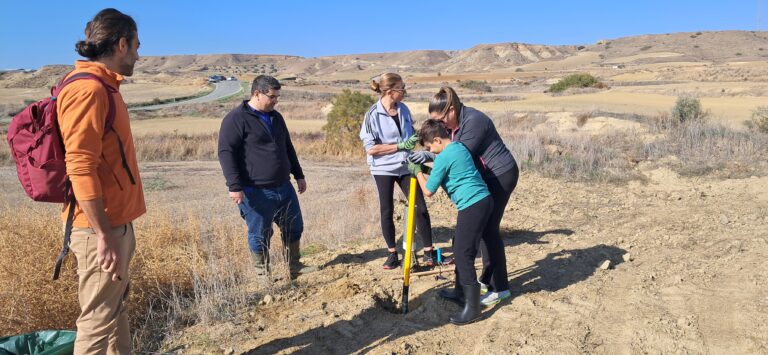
53 73 132 183
54 72 117 128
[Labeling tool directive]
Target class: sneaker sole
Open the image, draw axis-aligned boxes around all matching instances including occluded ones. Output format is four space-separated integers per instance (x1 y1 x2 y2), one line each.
481 295 511 307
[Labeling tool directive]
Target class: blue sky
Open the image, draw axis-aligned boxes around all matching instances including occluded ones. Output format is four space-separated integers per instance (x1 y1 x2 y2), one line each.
0 0 763 69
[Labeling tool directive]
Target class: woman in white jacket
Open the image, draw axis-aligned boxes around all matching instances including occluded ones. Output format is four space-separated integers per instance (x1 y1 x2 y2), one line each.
360 73 435 269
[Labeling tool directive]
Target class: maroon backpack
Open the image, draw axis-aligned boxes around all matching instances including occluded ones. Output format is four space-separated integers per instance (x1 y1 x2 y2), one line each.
6 72 135 280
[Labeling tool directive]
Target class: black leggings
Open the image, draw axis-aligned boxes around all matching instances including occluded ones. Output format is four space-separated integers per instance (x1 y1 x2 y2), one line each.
478 165 519 292
373 174 433 250
454 195 493 286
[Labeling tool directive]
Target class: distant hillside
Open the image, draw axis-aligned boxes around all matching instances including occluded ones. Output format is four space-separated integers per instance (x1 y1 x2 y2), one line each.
282 50 452 76
134 54 303 74
0 65 72 88
589 30 768 63
438 43 577 72
130 31 768 76
3 31 766 88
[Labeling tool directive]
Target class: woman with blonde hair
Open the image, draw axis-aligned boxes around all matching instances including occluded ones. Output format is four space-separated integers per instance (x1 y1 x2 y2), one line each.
359 73 435 269
410 86 519 307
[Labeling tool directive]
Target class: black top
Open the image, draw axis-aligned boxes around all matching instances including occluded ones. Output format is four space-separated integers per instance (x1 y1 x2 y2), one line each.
452 105 517 177
218 100 304 192
391 114 401 136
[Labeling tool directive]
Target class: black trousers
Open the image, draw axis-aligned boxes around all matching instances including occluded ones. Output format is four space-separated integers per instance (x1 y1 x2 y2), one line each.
478 165 519 292
373 174 433 250
454 195 494 286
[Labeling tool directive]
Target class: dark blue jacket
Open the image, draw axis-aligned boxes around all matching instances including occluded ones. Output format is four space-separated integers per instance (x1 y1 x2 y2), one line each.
218 101 304 192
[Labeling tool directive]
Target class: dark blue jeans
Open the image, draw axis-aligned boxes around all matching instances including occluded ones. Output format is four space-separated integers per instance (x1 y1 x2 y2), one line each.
237 181 304 254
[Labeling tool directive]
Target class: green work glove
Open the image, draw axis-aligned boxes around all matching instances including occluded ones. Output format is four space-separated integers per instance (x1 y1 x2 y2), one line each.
407 161 423 176
396 134 419 151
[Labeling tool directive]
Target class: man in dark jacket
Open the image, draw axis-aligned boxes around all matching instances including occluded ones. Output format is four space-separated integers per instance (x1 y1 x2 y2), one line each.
218 75 314 278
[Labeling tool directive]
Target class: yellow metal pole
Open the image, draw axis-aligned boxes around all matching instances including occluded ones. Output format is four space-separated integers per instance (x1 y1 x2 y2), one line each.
401 176 417 313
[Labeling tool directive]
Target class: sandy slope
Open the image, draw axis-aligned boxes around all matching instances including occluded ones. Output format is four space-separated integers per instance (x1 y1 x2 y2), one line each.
157 160 768 354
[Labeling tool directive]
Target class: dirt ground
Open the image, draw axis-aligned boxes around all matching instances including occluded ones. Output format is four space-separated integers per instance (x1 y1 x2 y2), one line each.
143 160 768 354
2 31 767 354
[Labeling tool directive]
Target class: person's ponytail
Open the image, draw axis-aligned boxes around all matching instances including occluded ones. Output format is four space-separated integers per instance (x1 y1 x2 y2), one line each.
428 86 462 116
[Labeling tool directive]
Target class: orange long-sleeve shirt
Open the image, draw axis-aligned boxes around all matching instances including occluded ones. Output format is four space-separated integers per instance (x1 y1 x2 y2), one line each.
56 61 145 227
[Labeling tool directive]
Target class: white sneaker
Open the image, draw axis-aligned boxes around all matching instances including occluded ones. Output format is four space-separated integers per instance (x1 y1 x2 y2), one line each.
479 281 489 295
480 290 511 307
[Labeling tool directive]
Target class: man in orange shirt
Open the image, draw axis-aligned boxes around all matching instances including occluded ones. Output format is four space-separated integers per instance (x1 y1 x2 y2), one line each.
57 8 145 354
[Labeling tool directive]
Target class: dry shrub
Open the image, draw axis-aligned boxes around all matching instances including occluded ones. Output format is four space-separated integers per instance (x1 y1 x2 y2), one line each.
646 111 675 132
548 73 600 93
751 106 768 133
509 130 644 182
576 111 593 128
322 90 375 156
459 80 492 93
671 95 708 124
644 119 768 177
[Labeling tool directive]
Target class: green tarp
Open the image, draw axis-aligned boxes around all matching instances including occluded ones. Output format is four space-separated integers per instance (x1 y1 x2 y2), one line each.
0 330 75 355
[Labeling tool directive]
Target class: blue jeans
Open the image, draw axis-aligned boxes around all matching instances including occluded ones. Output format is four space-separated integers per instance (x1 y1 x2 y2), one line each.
237 181 304 254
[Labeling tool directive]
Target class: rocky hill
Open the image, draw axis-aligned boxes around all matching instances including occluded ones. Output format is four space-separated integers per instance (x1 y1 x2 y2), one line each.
589 30 768 63
438 43 577 72
3 31 766 88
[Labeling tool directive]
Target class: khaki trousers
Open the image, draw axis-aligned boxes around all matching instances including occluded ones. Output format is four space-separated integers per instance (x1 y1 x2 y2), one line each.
69 223 136 355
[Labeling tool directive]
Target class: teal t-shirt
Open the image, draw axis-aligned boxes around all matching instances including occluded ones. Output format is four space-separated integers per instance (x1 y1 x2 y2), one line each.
425 142 490 210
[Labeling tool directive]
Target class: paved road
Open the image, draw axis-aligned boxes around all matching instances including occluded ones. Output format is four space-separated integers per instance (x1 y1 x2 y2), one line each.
129 80 243 111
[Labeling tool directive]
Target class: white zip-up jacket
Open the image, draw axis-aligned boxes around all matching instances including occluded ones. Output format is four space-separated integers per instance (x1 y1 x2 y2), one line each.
359 100 414 176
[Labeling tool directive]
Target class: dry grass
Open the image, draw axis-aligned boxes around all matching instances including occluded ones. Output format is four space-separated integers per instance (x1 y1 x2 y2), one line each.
495 110 768 182
0 128 11 166
751 106 768 133
134 132 219 161
0 156 383 352
467 91 766 129
0 198 292 352
494 111 642 182
0 204 79 333
133 131 336 163
644 117 768 177
0 203 205 351
509 129 645 182
1 102 26 118
576 111 593 127
121 83 209 105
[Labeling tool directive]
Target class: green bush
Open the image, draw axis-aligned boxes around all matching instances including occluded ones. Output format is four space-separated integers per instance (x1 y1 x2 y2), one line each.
752 106 768 133
322 89 376 155
459 80 492 93
548 73 600 93
671 96 708 124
